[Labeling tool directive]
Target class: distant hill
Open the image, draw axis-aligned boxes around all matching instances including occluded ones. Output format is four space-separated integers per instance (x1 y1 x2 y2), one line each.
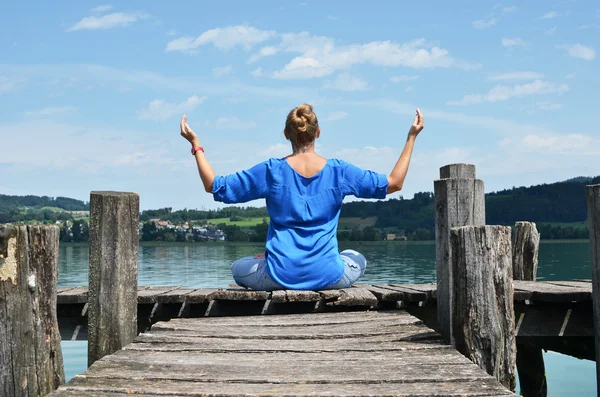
0 194 89 212
2 175 599 240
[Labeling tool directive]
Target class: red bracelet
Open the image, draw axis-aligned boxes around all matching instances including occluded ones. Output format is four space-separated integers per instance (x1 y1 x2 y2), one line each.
191 146 204 155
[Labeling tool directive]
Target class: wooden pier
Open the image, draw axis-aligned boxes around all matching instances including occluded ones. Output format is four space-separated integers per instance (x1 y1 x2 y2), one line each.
3 164 600 397
55 281 594 346
49 310 518 396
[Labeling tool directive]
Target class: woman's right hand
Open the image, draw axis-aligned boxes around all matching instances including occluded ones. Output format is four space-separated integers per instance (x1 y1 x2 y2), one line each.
408 108 424 138
180 114 200 147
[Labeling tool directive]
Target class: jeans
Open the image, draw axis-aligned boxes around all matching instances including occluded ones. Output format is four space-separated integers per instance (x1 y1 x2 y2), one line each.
230 249 367 291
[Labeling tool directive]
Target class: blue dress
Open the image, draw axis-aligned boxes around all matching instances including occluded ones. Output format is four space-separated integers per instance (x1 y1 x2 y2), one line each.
212 158 388 290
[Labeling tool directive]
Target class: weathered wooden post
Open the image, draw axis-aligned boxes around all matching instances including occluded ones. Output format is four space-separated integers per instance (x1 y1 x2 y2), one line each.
513 222 547 397
451 225 516 390
434 164 485 340
586 184 600 396
88 191 139 366
0 225 64 396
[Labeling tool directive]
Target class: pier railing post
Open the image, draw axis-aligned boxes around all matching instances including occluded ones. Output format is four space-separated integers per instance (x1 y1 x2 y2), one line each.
434 164 485 341
88 191 139 367
0 225 64 396
586 184 600 396
451 225 516 391
513 222 546 397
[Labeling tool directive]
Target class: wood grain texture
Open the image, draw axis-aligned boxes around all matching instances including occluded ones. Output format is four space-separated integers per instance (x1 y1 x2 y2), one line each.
513 222 540 282
586 184 600 395
451 225 516 391
434 166 485 341
88 191 139 367
48 310 514 396
0 225 65 396
512 222 546 397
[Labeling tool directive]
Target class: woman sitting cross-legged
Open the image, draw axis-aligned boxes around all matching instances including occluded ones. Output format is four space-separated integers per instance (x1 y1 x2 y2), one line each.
180 104 424 291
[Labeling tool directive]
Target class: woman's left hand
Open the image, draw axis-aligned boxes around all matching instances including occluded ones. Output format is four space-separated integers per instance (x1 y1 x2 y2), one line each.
180 114 200 146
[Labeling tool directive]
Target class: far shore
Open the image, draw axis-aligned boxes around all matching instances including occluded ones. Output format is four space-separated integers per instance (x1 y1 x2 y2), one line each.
59 239 590 248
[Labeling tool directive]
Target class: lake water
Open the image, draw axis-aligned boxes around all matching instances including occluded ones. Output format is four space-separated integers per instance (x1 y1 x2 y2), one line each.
58 241 596 395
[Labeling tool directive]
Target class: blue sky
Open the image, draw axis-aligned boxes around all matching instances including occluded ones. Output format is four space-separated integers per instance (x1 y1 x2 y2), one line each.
1 1 599 210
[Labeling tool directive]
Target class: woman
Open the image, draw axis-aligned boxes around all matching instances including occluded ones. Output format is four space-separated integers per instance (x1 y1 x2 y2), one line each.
180 104 424 290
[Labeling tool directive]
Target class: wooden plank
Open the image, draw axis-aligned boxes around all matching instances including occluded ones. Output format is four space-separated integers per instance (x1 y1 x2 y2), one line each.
128 333 448 353
57 286 89 304
377 285 428 302
544 281 593 291
393 283 438 300
76 358 498 384
52 377 515 396
328 288 378 306
137 286 181 304
357 285 403 302
103 348 472 365
150 310 415 327
271 290 287 303
285 290 321 302
147 323 427 339
211 288 269 301
184 288 217 304
155 288 197 304
514 281 591 302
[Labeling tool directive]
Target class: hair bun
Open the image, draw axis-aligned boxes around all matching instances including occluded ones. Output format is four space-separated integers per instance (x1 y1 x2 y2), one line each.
285 103 319 148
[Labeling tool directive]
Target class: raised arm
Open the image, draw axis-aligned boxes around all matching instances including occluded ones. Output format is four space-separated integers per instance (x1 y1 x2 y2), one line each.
387 109 424 194
180 115 216 193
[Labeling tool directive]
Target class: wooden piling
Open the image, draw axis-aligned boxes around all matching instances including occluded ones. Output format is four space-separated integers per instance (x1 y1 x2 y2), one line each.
0 224 64 396
434 164 485 340
88 191 139 366
451 225 516 390
586 184 600 396
513 222 546 397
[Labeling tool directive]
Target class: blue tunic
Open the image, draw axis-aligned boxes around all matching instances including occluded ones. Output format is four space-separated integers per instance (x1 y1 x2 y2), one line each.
212 158 388 290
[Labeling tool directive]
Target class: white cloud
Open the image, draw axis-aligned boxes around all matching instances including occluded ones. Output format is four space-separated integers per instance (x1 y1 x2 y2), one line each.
273 36 476 80
578 24 598 30
166 29 178 36
214 116 256 130
248 46 279 63
22 106 77 118
328 16 339 21
472 18 496 29
212 65 232 77
323 73 369 91
250 67 263 77
558 43 596 61
390 75 419 83
67 12 149 31
541 10 569 19
488 71 544 81
536 101 563 111
405 86 414 93
448 80 569 106
0 76 26 93
566 73 576 79
545 26 557 35
501 134 595 154
166 25 277 53
91 5 112 13
502 38 528 47
138 95 206 121
502 6 517 13
326 111 348 121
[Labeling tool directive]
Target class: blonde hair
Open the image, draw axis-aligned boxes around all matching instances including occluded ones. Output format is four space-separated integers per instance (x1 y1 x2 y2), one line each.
285 103 319 151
